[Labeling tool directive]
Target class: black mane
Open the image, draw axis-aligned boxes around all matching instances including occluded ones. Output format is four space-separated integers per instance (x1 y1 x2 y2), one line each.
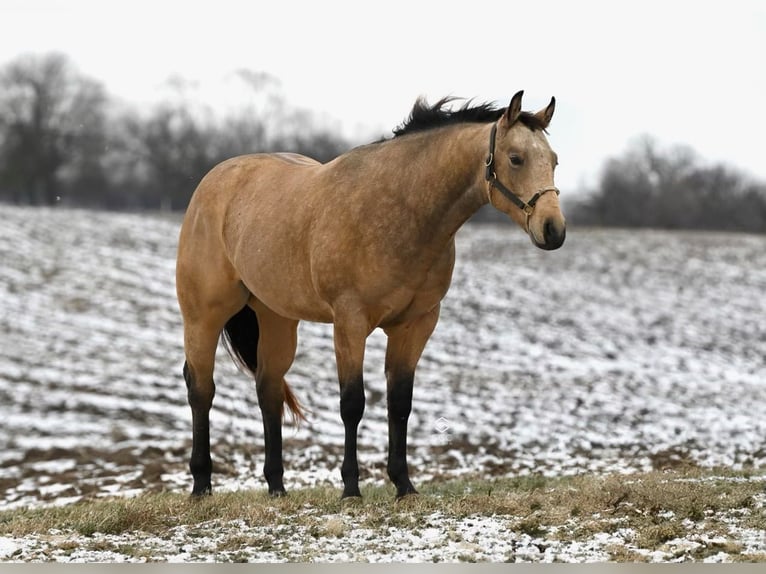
392 96 546 137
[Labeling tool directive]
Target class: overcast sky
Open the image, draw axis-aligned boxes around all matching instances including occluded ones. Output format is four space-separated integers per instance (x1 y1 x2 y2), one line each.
2 0 765 194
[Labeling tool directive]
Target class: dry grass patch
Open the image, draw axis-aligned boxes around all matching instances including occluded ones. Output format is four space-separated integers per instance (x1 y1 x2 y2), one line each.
0 467 763 561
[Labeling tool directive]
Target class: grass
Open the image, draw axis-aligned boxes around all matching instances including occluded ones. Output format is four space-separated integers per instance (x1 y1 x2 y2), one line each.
1 467 764 562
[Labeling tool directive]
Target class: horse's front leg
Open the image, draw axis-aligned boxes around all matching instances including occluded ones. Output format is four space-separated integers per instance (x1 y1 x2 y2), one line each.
333 309 369 498
383 305 440 498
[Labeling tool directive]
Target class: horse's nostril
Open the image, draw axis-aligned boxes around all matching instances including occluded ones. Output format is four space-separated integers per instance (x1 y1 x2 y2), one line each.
544 220 556 242
542 219 565 249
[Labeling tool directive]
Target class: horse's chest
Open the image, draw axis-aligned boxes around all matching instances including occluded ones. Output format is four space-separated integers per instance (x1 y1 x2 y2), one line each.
363 248 456 327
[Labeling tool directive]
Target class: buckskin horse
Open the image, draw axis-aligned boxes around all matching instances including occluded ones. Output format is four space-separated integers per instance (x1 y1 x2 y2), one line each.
176 90 565 499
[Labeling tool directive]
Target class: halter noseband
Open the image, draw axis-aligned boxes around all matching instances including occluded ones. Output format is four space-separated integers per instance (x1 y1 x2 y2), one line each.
484 122 559 229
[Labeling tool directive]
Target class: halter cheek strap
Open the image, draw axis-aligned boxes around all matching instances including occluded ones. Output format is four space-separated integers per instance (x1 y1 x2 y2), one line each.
484 122 559 229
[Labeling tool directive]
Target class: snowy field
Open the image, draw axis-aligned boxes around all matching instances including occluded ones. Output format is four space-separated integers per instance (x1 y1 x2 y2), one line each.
0 204 765 557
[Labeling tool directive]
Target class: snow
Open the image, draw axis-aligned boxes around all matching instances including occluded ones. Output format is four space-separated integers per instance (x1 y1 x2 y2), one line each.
0 205 765 561
0 537 19 559
3 505 762 563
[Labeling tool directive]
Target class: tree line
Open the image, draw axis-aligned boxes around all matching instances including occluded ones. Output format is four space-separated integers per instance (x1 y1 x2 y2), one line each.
1 52 764 232
0 52 351 210
566 136 766 233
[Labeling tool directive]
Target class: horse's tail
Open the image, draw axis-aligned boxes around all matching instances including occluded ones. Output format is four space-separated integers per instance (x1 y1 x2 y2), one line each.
222 305 307 425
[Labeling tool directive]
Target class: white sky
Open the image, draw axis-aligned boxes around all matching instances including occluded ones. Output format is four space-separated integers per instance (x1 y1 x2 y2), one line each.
2 0 765 194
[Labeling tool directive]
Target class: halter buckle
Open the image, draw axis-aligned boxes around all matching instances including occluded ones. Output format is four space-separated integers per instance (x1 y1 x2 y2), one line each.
484 153 495 181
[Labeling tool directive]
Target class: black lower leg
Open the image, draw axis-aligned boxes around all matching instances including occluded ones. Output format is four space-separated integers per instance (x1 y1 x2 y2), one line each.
340 377 365 498
387 373 417 498
261 410 286 496
184 362 214 496
190 416 212 496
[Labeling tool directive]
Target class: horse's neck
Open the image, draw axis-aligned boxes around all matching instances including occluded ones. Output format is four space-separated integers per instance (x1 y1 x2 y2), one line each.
381 123 489 243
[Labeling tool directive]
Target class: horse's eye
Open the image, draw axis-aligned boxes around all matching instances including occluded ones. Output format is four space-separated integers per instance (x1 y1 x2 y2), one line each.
510 154 524 167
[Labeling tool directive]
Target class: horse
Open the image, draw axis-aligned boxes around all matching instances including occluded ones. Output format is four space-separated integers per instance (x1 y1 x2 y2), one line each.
175 90 565 499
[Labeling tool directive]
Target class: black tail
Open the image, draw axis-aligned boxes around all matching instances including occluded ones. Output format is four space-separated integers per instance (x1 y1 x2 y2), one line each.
222 305 306 424
222 305 260 375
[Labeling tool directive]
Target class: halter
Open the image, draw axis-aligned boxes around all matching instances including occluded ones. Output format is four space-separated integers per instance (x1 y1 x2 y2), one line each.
484 122 560 229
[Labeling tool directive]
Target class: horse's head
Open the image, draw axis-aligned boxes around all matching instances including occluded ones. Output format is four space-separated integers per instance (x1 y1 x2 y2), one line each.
485 90 566 250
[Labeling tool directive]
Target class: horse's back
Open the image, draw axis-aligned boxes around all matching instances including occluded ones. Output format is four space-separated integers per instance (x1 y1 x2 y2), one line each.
270 152 322 167
183 152 320 220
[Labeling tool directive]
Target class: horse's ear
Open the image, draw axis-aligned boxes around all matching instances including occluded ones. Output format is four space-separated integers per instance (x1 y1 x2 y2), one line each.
502 90 524 127
535 96 556 129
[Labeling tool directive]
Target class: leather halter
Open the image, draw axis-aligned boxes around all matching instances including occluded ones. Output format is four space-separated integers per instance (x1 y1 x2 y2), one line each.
484 122 560 229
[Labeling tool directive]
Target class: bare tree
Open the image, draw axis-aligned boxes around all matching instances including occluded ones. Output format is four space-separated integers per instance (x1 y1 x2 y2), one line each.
0 53 108 205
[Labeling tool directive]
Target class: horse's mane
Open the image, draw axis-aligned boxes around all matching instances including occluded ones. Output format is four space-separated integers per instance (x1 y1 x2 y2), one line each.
392 96 547 138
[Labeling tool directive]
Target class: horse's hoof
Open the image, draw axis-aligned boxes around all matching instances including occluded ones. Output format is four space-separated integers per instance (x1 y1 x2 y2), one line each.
269 488 287 498
190 488 212 499
395 489 419 501
395 482 419 500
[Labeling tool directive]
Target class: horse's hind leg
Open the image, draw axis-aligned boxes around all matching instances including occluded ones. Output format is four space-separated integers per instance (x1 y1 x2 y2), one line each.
383 305 440 498
251 301 299 496
181 330 218 496
178 276 248 496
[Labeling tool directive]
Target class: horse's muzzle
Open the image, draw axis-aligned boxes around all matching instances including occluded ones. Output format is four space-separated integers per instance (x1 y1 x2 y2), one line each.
533 219 566 251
